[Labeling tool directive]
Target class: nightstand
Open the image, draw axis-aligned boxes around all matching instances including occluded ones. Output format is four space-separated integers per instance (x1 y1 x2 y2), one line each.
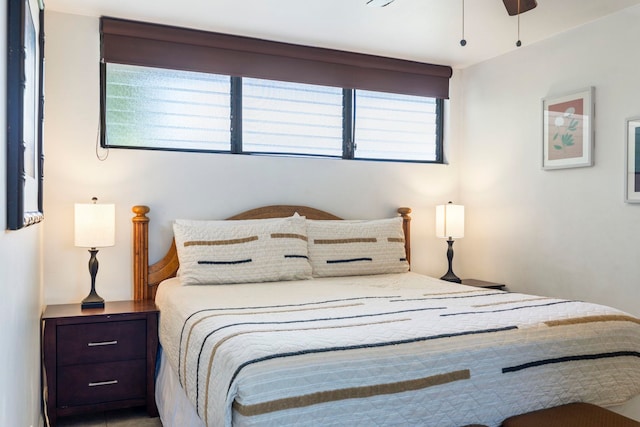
461 278 507 291
42 300 159 427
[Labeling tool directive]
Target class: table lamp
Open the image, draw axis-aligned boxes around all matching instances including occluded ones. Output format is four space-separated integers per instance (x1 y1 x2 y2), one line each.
74 197 115 309
435 201 464 283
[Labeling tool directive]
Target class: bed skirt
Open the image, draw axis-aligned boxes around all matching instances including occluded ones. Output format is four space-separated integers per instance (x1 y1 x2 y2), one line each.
156 347 205 427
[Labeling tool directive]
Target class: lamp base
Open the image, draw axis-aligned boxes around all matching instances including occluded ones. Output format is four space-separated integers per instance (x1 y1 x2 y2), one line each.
441 238 462 284
81 290 105 310
440 272 462 283
82 248 105 310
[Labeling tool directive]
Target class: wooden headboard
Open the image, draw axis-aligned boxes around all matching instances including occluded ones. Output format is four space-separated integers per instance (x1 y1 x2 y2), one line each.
131 205 412 301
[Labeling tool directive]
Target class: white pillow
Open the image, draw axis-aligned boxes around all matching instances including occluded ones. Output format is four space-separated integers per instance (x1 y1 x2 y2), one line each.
306 217 409 277
173 216 311 285
175 215 297 226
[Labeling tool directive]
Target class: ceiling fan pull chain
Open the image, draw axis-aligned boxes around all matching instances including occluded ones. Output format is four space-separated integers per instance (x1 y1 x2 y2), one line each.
460 0 467 46
516 0 522 47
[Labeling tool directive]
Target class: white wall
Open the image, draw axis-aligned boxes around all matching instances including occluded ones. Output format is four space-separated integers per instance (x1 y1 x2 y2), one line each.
459 5 640 318
42 11 463 304
0 2 44 427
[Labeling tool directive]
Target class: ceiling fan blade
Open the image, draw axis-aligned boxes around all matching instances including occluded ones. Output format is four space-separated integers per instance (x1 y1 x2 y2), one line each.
502 0 537 16
366 0 396 6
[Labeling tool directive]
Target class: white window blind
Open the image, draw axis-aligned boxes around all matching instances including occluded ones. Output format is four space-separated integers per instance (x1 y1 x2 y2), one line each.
242 78 343 157
354 90 438 161
104 63 231 150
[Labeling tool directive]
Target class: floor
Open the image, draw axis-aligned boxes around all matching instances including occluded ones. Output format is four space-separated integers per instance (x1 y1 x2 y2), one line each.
56 407 162 427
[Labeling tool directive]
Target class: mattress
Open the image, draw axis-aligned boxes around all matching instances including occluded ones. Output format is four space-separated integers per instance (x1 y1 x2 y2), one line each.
155 272 640 427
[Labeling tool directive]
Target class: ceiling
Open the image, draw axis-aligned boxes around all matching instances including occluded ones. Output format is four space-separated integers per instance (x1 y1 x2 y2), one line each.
46 0 640 69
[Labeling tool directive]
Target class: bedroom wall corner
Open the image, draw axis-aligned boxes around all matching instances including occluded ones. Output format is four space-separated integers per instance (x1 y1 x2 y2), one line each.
458 4 640 317
0 3 45 427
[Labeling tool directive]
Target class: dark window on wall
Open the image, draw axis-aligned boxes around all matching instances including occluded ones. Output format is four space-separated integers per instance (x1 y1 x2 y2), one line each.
100 17 452 163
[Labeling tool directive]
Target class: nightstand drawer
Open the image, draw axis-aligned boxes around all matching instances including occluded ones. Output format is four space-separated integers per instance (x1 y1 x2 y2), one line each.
57 320 146 365
57 359 146 407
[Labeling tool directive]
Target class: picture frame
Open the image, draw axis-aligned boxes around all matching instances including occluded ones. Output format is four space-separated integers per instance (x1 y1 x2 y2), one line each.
625 117 640 203
6 0 45 230
542 87 594 170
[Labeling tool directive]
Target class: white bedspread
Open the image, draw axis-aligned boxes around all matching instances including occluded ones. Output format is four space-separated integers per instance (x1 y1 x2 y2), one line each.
155 272 640 427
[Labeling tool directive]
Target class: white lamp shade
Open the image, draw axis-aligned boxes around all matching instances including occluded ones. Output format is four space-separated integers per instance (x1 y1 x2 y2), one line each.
435 203 464 239
74 203 116 248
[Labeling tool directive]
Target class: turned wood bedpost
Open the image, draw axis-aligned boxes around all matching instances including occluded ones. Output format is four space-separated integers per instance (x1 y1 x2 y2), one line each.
398 207 412 266
132 205 150 301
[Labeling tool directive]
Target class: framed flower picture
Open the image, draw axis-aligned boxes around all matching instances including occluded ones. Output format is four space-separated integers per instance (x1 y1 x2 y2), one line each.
542 87 594 170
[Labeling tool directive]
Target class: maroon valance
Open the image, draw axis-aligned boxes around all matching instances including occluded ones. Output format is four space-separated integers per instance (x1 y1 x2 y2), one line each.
100 17 452 99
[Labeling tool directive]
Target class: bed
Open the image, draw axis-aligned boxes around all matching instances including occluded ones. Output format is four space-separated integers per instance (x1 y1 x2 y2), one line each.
131 204 640 427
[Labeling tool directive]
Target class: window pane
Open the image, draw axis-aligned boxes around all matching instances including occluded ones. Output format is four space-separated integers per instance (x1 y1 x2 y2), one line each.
242 78 343 157
354 90 438 161
104 63 231 150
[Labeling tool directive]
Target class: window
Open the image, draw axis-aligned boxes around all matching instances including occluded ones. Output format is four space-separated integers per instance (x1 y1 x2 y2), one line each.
354 90 441 161
100 18 451 163
102 68 444 162
242 78 344 157
103 63 231 151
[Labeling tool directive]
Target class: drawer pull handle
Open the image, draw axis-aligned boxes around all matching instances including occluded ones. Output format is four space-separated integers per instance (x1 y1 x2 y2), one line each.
87 340 118 347
88 380 118 387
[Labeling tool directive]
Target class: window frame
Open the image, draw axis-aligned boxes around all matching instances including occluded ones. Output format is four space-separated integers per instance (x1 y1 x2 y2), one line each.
100 65 445 163
349 89 444 163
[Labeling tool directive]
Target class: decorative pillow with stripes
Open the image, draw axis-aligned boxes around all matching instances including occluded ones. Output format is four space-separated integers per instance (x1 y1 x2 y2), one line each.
306 217 409 277
173 216 312 285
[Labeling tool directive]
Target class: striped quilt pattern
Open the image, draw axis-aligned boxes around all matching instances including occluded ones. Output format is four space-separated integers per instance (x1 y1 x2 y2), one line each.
155 273 640 427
